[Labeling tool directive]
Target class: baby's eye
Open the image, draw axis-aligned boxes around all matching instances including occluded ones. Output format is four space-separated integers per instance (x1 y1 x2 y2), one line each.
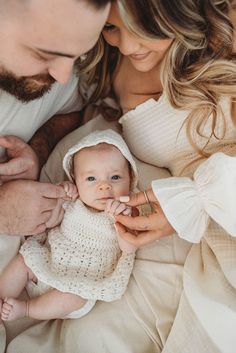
86 176 95 182
103 23 117 32
111 175 121 180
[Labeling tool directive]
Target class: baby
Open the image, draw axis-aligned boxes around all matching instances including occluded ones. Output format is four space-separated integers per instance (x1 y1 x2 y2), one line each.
0 129 138 321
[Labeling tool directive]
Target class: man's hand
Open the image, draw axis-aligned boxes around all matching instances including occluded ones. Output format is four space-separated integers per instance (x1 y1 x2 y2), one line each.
0 180 66 235
59 181 79 201
0 136 39 182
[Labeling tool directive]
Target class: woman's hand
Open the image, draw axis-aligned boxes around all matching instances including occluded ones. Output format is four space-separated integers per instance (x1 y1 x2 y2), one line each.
115 189 175 247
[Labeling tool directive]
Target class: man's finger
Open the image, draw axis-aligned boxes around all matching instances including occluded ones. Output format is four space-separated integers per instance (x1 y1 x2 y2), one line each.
46 205 64 228
115 213 158 231
32 223 47 235
0 159 27 176
40 183 66 199
40 210 53 223
0 135 25 150
0 173 25 181
41 198 61 212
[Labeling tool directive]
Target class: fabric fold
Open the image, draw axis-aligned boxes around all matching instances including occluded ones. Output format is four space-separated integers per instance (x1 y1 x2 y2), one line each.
152 152 236 242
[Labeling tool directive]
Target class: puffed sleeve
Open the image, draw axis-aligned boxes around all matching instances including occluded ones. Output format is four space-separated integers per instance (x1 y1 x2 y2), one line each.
151 152 236 243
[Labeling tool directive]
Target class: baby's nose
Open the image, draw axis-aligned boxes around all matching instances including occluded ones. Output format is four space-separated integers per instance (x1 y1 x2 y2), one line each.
99 181 112 191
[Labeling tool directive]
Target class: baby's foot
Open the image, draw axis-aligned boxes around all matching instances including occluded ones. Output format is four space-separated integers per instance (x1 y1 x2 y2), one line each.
1 298 27 321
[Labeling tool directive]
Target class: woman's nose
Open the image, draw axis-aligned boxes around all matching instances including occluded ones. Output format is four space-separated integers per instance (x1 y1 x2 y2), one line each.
118 31 141 56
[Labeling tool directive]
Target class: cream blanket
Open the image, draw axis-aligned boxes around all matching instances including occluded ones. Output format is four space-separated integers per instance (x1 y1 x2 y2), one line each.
1 114 235 353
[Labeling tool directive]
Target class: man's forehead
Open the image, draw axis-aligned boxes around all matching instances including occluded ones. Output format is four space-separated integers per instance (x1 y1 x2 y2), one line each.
0 0 102 17
8 0 108 48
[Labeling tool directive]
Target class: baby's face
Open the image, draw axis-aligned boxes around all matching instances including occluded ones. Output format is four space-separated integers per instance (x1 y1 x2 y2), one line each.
73 144 131 211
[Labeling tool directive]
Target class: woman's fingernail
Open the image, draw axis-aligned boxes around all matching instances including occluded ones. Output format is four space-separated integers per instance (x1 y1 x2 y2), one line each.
119 196 130 202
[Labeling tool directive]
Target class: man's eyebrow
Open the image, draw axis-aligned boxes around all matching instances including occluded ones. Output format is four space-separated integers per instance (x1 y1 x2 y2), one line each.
36 48 77 59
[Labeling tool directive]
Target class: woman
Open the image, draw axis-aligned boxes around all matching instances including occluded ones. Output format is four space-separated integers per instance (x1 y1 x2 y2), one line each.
80 1 236 351
6 1 236 352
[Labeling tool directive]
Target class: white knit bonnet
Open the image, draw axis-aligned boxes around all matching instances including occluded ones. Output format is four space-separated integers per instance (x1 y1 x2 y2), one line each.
63 129 138 190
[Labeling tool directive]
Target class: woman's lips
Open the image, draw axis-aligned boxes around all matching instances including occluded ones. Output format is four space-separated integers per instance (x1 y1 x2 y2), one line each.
129 52 150 61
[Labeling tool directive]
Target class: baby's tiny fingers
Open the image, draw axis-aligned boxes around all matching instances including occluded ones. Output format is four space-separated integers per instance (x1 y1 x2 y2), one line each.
109 200 121 214
105 198 114 213
122 207 132 216
114 203 127 215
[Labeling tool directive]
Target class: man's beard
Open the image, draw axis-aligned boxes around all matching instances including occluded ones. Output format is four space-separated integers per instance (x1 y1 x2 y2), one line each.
0 68 56 102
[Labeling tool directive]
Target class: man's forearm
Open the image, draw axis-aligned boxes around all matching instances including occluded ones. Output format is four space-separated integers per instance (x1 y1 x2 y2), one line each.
29 111 84 170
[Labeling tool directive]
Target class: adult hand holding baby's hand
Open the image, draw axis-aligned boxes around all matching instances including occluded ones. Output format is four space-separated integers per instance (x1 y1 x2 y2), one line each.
59 181 79 201
115 189 175 247
45 181 79 229
106 199 138 253
0 180 66 235
105 199 132 216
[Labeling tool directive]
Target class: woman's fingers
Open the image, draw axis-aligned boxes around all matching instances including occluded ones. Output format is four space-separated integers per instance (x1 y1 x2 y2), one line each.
115 213 158 231
115 222 161 247
119 189 158 207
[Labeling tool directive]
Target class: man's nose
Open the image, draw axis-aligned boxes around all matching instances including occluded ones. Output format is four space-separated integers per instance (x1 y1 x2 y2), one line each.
98 181 112 191
48 58 74 84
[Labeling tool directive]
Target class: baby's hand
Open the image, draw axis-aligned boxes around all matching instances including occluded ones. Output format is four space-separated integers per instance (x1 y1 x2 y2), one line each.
59 181 78 201
105 199 132 216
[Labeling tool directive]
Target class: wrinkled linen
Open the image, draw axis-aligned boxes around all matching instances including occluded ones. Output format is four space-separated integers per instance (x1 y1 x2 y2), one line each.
1 92 236 353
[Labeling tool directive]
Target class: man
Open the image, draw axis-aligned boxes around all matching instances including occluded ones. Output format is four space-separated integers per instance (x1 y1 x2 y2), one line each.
0 0 111 236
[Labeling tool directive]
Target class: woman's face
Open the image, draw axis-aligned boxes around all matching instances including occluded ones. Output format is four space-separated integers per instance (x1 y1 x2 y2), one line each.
102 3 173 72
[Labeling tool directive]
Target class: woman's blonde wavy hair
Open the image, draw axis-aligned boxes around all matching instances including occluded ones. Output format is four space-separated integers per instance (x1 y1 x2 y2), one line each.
78 0 236 156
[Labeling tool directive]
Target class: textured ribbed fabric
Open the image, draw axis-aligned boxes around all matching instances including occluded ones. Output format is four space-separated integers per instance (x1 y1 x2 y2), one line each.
120 97 236 177
120 96 236 352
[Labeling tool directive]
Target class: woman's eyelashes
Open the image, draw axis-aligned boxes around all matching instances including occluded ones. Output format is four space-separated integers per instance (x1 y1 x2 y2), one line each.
103 23 117 32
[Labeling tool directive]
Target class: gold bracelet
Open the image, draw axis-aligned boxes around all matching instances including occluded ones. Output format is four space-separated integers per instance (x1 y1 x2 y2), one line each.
143 190 150 204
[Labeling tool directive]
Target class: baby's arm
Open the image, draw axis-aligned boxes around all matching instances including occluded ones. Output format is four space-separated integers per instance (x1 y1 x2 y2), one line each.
105 199 137 253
